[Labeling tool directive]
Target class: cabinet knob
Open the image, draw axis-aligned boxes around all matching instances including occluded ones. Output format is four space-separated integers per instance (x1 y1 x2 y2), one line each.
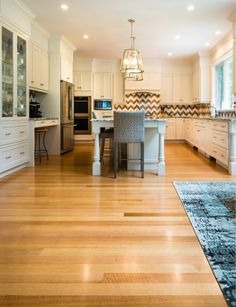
31 81 34 83
40 83 44 86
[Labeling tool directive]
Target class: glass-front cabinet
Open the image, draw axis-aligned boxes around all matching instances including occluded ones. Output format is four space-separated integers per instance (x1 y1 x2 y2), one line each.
1 26 27 119
17 36 27 117
2 27 14 117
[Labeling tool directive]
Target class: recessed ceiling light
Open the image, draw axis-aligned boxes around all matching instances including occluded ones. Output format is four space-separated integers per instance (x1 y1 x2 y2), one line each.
83 34 89 39
187 5 195 11
60 4 68 10
205 42 210 47
175 35 181 40
215 30 221 35
168 52 172 56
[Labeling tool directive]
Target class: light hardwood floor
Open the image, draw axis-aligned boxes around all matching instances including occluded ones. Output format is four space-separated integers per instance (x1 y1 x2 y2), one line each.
0 143 234 306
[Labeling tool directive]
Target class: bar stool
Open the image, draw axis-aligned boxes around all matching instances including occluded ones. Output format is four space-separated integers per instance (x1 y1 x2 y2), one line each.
35 128 49 163
113 111 145 179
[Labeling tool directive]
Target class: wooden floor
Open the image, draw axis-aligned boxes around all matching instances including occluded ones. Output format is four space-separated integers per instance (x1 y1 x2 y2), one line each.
0 143 234 307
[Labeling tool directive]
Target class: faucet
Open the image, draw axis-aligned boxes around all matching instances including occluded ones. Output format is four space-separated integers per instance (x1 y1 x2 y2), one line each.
209 105 218 117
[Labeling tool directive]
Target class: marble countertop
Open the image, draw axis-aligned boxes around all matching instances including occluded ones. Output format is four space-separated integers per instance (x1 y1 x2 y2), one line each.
160 116 235 121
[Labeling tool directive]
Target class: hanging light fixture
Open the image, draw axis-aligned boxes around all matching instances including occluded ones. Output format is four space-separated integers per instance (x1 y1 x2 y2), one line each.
120 19 144 80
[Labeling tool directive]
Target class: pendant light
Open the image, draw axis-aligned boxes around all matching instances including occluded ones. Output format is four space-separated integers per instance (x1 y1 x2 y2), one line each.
120 19 144 80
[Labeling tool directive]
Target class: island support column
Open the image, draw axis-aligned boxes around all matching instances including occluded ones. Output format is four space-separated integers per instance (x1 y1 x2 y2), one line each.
157 122 166 176
92 125 101 176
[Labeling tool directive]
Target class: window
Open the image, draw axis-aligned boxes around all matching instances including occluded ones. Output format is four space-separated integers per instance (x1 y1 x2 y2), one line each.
215 55 233 110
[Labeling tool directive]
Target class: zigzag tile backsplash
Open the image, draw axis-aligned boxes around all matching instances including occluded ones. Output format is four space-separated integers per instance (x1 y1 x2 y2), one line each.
114 92 213 117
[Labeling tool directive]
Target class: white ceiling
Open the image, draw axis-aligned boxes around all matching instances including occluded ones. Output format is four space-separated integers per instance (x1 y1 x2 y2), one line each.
22 0 235 60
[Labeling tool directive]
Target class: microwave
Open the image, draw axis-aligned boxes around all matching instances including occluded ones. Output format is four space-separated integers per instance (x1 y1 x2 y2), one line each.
94 99 112 110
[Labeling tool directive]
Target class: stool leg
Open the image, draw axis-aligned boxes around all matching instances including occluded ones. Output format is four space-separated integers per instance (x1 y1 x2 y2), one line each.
100 137 105 161
43 131 48 160
141 141 144 178
114 142 118 179
38 132 42 163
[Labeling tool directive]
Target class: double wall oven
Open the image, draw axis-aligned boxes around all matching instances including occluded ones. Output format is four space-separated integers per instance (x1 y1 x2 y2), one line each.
74 96 91 134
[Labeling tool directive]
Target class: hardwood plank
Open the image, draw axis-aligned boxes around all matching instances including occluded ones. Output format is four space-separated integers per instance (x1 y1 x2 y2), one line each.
0 143 232 306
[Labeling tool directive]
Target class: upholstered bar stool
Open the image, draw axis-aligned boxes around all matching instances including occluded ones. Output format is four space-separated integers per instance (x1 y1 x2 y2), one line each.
35 128 49 163
113 111 145 178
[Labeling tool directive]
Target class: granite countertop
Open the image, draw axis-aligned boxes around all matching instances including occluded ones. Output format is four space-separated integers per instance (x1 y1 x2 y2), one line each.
29 117 59 121
160 116 235 121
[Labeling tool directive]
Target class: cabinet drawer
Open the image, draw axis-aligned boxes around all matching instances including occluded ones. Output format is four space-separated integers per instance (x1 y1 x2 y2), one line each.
0 123 28 146
211 144 228 166
34 119 59 128
211 121 228 132
0 142 28 173
212 131 228 149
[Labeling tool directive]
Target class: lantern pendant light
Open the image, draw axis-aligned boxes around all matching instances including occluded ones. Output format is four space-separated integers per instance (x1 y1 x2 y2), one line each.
120 19 144 80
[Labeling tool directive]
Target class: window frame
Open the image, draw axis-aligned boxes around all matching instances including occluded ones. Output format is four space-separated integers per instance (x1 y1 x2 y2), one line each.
213 51 233 111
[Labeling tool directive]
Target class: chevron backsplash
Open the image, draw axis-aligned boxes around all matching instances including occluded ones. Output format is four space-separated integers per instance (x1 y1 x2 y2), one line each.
114 92 211 117
114 92 161 117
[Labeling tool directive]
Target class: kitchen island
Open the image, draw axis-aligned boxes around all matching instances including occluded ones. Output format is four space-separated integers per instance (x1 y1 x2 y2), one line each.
91 118 167 176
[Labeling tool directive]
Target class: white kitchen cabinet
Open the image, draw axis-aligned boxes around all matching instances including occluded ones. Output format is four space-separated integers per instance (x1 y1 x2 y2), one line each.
61 55 73 83
74 71 92 91
172 73 192 104
192 55 211 104
0 121 29 177
29 42 49 92
113 72 124 104
160 73 172 104
125 72 161 91
165 119 176 140
93 72 113 99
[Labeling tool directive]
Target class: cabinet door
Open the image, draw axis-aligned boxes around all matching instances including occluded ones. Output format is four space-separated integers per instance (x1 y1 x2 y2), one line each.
175 118 184 139
193 68 199 103
94 73 104 99
94 72 113 99
181 74 192 103
38 50 48 91
113 72 124 104
74 71 92 91
16 36 27 117
165 120 176 140
160 73 172 104
1 27 14 117
172 74 182 103
103 73 112 99
61 56 73 83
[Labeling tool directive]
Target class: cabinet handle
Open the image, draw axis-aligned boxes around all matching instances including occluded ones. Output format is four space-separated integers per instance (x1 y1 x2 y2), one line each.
19 131 25 134
67 77 70 80
221 154 224 158
5 155 12 160
20 152 25 155
31 81 34 83
40 83 44 86
5 132 11 136
221 139 225 141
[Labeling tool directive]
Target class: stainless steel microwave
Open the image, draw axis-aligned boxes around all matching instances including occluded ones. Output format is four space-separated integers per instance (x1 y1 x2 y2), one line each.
94 99 112 110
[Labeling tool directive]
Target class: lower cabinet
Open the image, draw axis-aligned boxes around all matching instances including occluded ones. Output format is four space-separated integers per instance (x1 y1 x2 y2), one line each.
165 118 184 140
183 118 229 169
0 120 29 177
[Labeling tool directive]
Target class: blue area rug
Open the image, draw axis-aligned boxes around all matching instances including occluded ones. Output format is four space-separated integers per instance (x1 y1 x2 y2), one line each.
174 181 236 307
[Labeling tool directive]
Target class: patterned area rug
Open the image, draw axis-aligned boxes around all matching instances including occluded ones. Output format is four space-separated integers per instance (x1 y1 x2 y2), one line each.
174 182 236 307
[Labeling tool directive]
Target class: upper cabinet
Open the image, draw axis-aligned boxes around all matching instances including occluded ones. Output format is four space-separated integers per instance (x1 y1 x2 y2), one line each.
61 55 73 83
113 72 124 104
29 42 49 92
74 71 92 91
160 72 192 104
1 26 27 118
93 72 113 99
125 72 161 91
172 73 192 104
160 73 172 104
192 54 211 104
